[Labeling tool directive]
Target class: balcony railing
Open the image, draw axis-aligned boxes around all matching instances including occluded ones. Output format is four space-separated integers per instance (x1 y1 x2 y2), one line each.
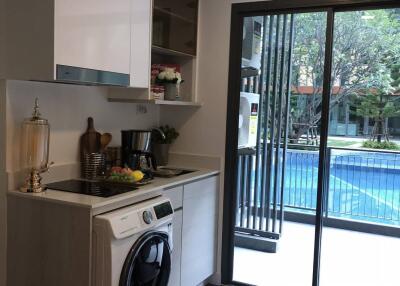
235 145 400 240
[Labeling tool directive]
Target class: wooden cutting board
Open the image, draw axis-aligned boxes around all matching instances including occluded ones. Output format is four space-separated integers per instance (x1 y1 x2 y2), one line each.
80 117 101 158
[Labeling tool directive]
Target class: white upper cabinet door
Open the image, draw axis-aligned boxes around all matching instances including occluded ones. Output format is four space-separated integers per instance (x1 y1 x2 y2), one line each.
54 0 131 74
129 0 152 88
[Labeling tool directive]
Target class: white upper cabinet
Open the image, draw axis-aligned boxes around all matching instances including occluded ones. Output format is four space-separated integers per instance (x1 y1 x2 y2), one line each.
54 0 131 75
4 0 151 87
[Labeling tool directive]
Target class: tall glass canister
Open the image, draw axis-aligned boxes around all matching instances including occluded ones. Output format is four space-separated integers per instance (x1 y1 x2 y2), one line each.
20 98 51 193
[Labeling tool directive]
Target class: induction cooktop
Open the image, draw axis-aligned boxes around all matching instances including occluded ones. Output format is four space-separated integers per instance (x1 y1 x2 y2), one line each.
46 180 138 198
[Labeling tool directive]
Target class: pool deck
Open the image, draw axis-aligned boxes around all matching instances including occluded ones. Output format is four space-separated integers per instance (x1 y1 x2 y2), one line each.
233 221 400 286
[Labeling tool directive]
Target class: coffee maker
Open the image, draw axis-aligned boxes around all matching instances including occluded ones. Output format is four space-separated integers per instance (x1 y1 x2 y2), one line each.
121 129 165 176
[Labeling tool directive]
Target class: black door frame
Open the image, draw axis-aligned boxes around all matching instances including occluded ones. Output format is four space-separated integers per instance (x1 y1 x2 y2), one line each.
222 1 400 285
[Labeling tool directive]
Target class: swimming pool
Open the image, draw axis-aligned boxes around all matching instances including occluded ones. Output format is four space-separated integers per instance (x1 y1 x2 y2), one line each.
284 149 400 226
239 148 400 227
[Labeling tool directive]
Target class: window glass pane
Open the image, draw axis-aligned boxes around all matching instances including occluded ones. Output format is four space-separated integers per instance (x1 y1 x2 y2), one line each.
233 12 327 286
322 8 400 286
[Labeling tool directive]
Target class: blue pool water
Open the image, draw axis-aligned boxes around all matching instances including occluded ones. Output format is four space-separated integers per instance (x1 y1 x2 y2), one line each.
246 149 400 226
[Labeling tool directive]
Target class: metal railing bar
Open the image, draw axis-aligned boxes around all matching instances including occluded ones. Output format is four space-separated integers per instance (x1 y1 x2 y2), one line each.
265 14 281 232
324 148 331 218
240 156 247 227
246 155 253 228
300 153 305 208
332 154 337 213
397 166 400 221
383 158 389 219
288 154 293 206
339 156 343 213
372 157 377 218
236 155 242 227
252 14 269 231
345 155 350 214
272 14 288 233
259 15 275 232
357 156 362 217
295 148 299 208
311 154 315 209
377 158 382 218
363 157 369 217
279 14 295 235
306 153 310 209
391 159 396 220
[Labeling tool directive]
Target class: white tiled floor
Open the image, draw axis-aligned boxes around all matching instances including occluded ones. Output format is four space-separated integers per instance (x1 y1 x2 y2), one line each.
233 222 400 286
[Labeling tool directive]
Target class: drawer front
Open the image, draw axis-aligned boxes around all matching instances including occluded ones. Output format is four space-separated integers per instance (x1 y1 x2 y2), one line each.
163 185 183 210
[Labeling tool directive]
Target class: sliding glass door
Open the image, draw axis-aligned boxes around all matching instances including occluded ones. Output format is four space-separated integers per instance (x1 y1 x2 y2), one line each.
320 8 400 286
223 2 400 286
232 11 327 286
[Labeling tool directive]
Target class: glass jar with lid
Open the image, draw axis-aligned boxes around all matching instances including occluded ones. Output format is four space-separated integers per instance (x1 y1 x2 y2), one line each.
20 98 51 193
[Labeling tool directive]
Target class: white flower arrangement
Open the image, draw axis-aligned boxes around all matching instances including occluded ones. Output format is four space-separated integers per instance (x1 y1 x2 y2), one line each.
156 67 184 84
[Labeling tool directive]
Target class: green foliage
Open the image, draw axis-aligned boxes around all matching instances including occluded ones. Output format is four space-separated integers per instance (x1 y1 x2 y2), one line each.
362 140 400 150
290 9 400 140
152 125 179 144
352 91 400 119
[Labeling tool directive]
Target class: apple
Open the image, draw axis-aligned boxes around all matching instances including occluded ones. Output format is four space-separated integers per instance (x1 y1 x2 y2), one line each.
111 166 123 174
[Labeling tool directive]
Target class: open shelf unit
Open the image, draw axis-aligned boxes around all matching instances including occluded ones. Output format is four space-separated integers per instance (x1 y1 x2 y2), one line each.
153 6 196 25
152 45 195 59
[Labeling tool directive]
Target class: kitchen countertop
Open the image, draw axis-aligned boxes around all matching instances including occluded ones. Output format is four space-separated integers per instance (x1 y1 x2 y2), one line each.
8 168 219 215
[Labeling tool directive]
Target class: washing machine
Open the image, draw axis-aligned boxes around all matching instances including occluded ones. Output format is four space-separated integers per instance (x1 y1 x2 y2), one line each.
92 196 174 286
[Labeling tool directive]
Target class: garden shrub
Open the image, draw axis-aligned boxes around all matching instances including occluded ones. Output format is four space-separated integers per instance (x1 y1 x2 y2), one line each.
362 140 400 150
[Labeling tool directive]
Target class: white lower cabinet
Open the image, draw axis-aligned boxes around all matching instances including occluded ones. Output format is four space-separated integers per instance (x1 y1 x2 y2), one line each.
169 209 183 286
163 175 219 286
181 176 219 286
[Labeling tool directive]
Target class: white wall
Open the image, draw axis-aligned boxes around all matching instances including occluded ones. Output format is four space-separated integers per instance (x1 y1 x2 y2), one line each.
161 0 266 283
6 80 159 175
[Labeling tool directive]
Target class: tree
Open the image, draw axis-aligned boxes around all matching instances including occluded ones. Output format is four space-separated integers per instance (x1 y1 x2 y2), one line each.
351 63 400 142
289 9 400 142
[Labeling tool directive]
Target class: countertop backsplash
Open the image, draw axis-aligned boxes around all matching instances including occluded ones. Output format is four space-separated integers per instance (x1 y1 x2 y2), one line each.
4 80 160 190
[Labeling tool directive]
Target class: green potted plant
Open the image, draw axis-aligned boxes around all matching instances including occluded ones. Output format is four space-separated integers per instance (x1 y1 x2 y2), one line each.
156 68 184 101
152 125 179 166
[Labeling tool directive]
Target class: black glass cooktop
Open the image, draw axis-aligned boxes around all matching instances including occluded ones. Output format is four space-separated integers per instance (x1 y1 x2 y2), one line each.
46 180 138 198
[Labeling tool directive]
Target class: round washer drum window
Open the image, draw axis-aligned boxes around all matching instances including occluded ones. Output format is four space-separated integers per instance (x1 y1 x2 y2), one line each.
120 231 171 286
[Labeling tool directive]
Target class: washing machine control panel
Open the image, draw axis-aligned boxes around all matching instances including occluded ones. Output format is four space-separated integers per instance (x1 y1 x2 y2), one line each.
142 210 153 224
95 197 173 239
153 201 173 219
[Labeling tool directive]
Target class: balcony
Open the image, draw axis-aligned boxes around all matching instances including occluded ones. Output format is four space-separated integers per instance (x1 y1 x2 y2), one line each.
234 146 400 285
234 221 400 286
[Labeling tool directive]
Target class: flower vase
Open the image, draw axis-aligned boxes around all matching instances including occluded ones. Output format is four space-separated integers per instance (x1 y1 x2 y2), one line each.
164 83 180 101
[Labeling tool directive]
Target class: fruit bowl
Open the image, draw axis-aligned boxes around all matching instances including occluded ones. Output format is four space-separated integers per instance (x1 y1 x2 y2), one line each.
103 167 151 186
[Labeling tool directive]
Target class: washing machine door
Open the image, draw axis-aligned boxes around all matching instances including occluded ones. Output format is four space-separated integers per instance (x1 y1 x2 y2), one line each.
120 231 171 286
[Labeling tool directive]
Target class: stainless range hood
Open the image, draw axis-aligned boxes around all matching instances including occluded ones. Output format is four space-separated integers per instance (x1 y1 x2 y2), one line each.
56 65 130 86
